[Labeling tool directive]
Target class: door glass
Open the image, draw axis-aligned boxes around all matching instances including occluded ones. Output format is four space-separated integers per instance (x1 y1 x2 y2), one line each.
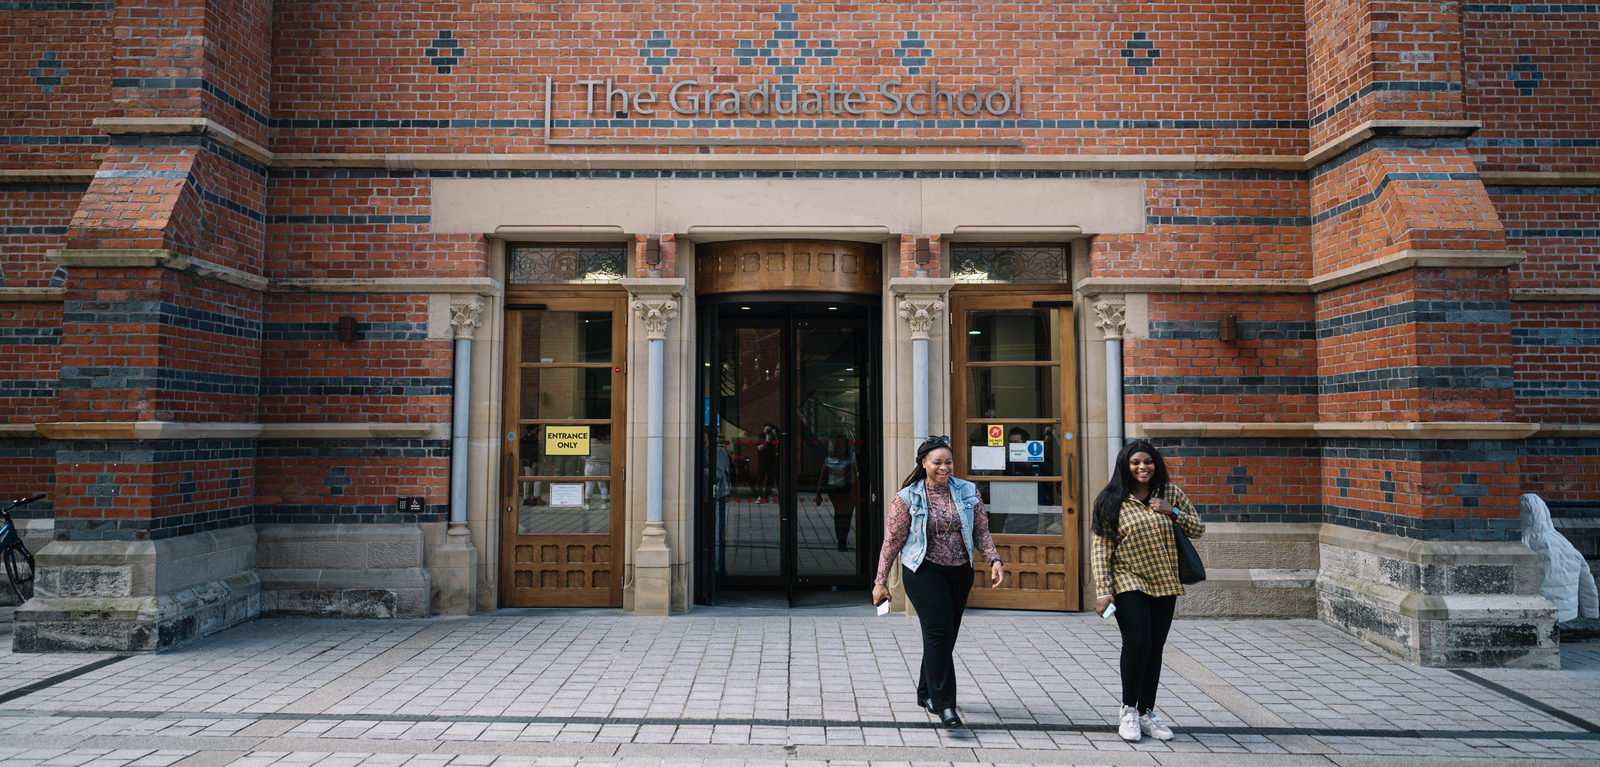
795 326 870 578
973 481 1064 536
515 424 612 534
520 311 612 363
519 367 612 420
714 327 783 578
966 309 1059 361
965 368 1060 419
959 307 1067 539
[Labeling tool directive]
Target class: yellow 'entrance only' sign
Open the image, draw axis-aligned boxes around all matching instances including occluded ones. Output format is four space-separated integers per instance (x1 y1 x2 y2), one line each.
545 426 590 455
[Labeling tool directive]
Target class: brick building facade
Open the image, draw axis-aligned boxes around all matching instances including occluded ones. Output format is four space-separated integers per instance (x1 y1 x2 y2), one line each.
0 1 1595 665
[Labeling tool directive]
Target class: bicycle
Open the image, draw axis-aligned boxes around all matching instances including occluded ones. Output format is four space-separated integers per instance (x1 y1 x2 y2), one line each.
1 493 42 603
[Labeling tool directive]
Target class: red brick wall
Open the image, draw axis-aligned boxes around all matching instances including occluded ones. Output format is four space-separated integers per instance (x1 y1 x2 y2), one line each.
1125 293 1317 423
0 4 111 170
1465 9 1600 174
260 293 451 423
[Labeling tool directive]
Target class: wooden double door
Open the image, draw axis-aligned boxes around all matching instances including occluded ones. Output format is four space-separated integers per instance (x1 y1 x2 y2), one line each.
951 289 1082 611
500 294 626 607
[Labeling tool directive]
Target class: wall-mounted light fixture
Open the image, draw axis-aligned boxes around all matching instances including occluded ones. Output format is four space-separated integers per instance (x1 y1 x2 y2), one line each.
337 316 357 343
1219 314 1237 342
914 237 932 267
643 238 661 266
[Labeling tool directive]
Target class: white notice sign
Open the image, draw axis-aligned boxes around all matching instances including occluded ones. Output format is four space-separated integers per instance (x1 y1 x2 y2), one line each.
550 483 585 507
972 446 1005 471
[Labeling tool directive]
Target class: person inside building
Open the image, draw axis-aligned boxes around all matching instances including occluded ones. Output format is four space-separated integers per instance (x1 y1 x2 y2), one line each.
816 433 859 552
1092 441 1205 743
755 422 780 502
872 436 1005 728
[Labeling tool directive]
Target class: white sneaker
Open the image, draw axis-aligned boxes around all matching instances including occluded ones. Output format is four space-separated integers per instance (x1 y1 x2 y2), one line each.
1139 711 1173 741
1118 705 1142 742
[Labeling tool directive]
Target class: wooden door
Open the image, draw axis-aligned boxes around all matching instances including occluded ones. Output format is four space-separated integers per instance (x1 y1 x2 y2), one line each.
951 289 1081 611
501 294 626 607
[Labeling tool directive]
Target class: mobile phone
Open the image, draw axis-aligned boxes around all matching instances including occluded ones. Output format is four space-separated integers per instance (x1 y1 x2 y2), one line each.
877 599 891 616
1100 602 1117 620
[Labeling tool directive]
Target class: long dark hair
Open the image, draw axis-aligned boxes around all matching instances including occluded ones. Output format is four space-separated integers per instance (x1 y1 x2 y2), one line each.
1092 441 1170 539
900 439 953 490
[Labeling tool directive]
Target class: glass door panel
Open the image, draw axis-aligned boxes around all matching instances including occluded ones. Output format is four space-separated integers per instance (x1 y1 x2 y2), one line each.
794 324 872 581
697 301 880 605
714 326 786 581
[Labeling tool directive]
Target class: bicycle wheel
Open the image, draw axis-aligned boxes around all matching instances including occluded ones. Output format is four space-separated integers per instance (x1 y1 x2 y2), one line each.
4 541 35 602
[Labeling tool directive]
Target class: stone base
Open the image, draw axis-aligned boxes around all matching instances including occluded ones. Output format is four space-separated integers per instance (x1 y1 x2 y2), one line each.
425 522 477 616
14 525 259 653
14 572 260 652
258 523 430 619
259 569 429 618
1316 525 1559 669
1179 569 1318 618
630 521 672 616
1178 523 1320 619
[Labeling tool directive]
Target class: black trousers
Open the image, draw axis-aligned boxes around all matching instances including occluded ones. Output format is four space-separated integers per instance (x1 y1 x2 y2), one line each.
902 559 975 710
1113 590 1178 713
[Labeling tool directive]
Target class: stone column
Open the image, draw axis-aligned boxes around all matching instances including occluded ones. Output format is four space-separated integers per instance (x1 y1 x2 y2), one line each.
622 278 685 616
432 298 483 615
885 276 955 613
1093 298 1127 479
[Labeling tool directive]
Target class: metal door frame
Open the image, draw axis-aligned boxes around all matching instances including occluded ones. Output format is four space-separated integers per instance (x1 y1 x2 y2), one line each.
693 293 882 606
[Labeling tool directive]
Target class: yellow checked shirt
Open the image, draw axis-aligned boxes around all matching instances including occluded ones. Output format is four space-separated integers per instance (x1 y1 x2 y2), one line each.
1092 484 1205 598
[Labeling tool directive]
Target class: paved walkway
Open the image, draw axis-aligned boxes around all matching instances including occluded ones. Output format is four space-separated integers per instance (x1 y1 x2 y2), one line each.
1 608 1598 767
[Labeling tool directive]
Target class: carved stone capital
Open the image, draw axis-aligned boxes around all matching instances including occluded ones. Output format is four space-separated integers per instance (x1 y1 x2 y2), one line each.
1093 299 1127 340
633 298 679 340
449 298 485 340
897 298 945 341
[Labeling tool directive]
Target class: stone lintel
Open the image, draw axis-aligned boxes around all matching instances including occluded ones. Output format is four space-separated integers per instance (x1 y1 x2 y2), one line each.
1511 288 1600 303
36 422 266 440
1079 250 1527 297
1131 421 1540 440
1479 171 1600 186
682 225 893 243
1196 522 1324 543
1075 277 1310 297
0 168 98 184
268 276 503 296
34 421 444 440
1532 424 1600 438
0 287 66 303
494 224 630 241
886 277 958 296
258 423 445 440
618 277 687 298
1319 524 1537 568
94 116 274 167
47 248 270 292
1303 120 1484 170
1309 249 1527 293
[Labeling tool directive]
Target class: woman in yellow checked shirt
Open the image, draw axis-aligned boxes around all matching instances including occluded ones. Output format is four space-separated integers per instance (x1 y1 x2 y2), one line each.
1092 441 1205 744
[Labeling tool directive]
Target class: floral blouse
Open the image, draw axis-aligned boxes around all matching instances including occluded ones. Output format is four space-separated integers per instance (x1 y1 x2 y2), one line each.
875 481 1002 584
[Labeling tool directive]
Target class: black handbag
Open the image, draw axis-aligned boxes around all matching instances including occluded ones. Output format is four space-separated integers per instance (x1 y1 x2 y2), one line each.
1175 526 1206 584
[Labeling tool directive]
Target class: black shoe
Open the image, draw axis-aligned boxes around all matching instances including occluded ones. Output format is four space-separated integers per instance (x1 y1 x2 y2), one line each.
916 695 930 710
937 708 962 728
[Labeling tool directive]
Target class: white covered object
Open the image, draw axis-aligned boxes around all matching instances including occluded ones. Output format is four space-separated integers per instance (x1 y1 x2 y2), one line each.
1520 493 1600 622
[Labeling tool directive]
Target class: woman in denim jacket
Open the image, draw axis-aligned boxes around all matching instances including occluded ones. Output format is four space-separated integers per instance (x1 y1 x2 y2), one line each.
872 437 1005 728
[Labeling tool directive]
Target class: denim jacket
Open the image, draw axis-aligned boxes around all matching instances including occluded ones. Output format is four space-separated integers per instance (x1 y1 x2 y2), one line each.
895 477 981 572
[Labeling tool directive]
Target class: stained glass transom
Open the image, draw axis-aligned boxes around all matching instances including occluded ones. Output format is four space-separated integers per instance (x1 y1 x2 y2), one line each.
950 245 1068 284
510 245 628 284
